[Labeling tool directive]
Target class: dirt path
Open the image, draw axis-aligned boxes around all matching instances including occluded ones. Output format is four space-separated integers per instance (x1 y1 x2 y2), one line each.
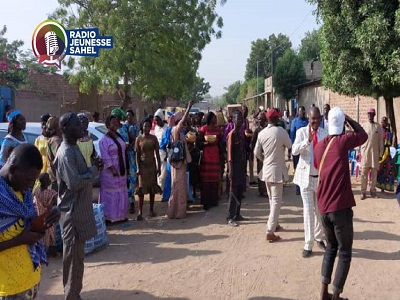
40 176 400 300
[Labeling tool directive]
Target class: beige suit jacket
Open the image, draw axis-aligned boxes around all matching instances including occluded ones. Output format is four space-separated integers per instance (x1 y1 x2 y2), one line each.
254 124 292 183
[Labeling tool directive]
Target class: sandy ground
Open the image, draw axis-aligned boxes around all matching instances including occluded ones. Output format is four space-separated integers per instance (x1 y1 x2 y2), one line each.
39 165 400 300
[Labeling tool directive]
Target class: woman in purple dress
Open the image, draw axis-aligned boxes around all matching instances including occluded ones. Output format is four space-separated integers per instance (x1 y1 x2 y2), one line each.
98 115 129 223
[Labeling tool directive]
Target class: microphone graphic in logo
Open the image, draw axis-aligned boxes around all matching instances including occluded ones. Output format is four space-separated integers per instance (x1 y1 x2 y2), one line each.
44 31 59 60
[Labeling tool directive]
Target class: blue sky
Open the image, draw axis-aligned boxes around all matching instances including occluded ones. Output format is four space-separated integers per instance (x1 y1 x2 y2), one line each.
3 0 318 97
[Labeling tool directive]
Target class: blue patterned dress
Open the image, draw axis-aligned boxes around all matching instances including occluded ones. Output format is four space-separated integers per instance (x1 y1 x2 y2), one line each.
118 123 139 204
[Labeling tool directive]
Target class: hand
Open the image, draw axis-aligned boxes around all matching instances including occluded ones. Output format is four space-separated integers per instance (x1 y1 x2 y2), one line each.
110 166 118 176
137 170 141 176
17 227 45 245
308 125 313 142
188 100 194 108
45 206 61 228
93 157 103 170
228 171 233 181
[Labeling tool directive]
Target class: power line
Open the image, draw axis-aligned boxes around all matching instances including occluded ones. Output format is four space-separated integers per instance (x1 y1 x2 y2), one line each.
289 9 313 40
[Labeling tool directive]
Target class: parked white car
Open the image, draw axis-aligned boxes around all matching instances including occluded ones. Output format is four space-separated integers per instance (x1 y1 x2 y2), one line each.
0 122 106 156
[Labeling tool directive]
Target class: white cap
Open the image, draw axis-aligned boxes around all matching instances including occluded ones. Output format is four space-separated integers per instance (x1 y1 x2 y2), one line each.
154 108 165 121
328 106 345 135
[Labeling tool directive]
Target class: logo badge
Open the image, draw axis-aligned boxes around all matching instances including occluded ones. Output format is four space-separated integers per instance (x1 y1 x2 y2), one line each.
32 20 68 68
32 20 113 69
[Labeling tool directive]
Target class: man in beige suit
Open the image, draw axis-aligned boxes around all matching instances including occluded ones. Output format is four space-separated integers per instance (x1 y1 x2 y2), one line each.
254 109 292 243
360 108 384 200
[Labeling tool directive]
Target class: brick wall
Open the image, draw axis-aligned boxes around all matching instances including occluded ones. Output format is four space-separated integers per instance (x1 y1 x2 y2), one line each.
298 82 400 143
14 73 163 123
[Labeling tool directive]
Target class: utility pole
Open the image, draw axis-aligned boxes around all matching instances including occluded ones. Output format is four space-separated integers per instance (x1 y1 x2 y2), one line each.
256 60 264 109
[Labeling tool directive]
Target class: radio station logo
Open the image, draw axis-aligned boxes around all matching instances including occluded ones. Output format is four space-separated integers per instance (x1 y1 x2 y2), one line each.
32 20 113 69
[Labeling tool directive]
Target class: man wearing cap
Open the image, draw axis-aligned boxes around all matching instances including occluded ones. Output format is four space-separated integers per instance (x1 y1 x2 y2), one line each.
360 108 384 200
314 107 367 300
154 108 168 189
290 106 309 195
254 109 292 242
292 106 327 258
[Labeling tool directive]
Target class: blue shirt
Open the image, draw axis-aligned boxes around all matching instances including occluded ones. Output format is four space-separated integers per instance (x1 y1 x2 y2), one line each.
290 117 308 143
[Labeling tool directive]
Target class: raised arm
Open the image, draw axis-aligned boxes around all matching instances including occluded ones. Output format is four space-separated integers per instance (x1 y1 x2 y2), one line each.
176 101 194 132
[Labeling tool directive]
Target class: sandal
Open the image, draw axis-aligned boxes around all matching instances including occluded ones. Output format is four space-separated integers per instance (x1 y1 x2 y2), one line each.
266 233 281 243
136 214 143 221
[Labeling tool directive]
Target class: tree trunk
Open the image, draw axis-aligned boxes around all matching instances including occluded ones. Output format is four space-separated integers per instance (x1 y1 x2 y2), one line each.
384 96 397 147
286 99 290 112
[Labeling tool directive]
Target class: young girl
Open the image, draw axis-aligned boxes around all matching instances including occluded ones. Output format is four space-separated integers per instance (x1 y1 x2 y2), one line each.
33 173 58 256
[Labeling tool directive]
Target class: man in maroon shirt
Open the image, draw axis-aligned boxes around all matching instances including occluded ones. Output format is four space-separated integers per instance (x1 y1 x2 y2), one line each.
314 107 367 300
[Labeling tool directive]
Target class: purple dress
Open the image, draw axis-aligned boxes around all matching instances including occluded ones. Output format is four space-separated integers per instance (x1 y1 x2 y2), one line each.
98 135 128 222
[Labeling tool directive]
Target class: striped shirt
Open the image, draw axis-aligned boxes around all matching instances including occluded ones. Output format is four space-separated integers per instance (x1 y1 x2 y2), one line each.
54 141 97 243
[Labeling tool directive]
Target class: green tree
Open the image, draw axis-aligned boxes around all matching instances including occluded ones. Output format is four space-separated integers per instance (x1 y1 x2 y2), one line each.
274 49 306 110
244 33 292 81
52 0 226 108
181 76 211 103
238 77 264 100
308 0 400 145
222 80 241 104
0 26 27 90
298 29 321 61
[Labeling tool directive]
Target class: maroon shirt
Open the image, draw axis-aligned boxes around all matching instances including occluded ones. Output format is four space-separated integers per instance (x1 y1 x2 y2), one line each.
315 131 368 214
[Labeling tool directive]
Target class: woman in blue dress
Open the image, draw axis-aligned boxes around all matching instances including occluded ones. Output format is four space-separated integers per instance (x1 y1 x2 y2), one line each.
112 108 138 214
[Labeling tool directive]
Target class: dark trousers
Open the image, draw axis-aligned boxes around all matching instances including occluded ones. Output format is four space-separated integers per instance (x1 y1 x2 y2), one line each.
63 241 85 300
293 155 300 192
256 159 267 195
320 208 353 294
227 184 244 220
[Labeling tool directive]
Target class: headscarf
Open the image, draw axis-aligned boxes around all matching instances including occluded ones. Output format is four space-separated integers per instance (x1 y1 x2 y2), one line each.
46 116 59 137
7 109 21 122
155 108 165 121
77 113 88 121
111 108 126 120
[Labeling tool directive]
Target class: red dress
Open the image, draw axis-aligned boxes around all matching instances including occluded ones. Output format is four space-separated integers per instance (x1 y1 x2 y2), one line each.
199 125 221 183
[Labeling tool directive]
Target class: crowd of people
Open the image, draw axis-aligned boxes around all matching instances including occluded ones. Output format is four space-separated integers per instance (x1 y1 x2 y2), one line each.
0 102 399 300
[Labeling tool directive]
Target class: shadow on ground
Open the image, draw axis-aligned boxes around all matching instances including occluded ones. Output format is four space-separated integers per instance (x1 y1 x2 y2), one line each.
41 289 189 300
353 247 400 260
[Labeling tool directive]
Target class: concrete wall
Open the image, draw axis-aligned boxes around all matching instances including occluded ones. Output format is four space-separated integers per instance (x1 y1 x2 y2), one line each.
15 90 61 122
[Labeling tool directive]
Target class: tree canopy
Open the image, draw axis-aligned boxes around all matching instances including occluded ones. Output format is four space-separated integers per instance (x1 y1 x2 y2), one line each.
52 0 226 107
244 34 292 81
308 0 400 144
222 80 241 105
298 29 321 62
274 48 306 106
0 26 27 90
0 26 56 90
181 76 211 103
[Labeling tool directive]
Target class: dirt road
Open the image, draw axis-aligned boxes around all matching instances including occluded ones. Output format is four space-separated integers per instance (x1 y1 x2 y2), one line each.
40 179 400 300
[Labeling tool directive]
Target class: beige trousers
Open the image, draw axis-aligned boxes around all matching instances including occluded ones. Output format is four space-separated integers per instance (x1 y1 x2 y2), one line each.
265 182 283 234
361 166 378 194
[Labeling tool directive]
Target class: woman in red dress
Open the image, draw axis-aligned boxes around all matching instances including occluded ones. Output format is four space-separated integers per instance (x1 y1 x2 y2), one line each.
199 112 224 210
